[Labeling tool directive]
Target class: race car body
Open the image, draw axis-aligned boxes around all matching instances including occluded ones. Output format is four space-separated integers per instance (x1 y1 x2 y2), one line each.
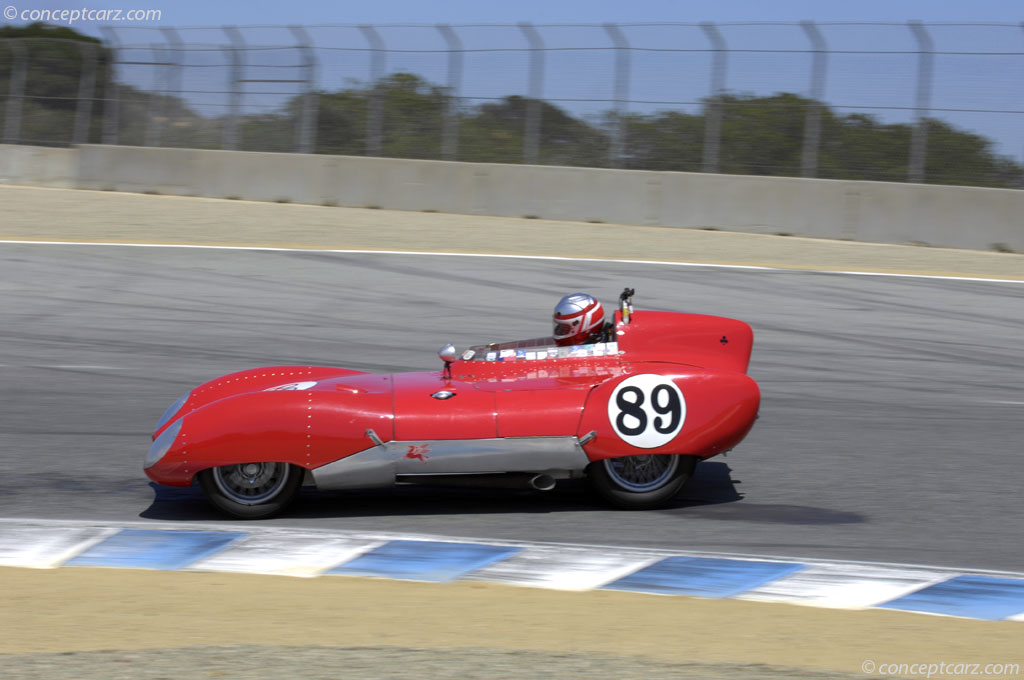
145 294 760 518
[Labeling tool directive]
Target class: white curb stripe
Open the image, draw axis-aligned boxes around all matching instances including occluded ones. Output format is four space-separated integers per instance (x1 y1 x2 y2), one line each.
735 563 958 610
0 525 119 569
463 545 664 591
188 532 386 578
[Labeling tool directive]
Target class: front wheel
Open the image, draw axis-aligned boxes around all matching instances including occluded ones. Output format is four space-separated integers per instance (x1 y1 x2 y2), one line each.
588 454 696 510
197 462 303 519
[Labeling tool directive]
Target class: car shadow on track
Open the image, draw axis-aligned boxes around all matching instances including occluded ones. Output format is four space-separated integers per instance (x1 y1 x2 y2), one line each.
661 461 865 526
138 461 748 522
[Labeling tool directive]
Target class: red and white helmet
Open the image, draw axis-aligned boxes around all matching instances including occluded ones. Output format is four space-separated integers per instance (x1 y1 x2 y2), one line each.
553 293 605 346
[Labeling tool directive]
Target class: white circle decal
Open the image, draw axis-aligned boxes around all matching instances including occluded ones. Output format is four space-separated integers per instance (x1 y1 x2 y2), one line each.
607 374 686 449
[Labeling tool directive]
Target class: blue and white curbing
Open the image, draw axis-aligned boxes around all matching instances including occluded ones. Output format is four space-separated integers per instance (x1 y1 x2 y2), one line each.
2 519 1023 622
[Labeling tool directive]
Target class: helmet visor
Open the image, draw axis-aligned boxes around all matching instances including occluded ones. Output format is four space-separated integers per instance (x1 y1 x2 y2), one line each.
553 321 580 339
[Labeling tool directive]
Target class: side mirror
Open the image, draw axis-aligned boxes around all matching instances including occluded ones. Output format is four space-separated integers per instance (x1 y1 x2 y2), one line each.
439 343 457 379
439 344 457 364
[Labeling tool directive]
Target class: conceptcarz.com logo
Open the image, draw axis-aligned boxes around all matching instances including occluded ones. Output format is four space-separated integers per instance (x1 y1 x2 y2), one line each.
4 6 162 23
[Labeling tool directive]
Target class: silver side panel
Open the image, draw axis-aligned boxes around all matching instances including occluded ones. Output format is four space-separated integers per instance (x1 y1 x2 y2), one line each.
311 436 591 491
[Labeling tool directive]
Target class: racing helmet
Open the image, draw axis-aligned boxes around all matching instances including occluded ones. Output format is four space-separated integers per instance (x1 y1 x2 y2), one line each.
553 293 605 346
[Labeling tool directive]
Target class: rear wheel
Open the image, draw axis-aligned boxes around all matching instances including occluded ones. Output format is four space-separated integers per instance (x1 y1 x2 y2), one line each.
197 462 302 519
588 454 696 510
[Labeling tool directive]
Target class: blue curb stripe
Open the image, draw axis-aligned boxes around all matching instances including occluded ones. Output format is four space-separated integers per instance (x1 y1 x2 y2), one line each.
602 556 808 598
65 529 245 570
878 575 1024 621
327 540 523 582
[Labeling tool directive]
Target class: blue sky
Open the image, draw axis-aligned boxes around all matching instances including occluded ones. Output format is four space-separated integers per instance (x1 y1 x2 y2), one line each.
258 0 1014 25
4 0 1022 30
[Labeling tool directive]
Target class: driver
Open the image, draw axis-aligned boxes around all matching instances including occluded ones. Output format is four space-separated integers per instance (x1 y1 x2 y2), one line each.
472 292 610 354
553 292 607 346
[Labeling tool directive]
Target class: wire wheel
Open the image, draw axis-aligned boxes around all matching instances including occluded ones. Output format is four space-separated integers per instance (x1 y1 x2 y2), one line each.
602 454 681 492
211 462 292 506
589 454 695 510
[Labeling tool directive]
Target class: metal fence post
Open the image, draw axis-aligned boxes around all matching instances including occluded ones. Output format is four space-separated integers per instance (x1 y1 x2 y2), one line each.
100 27 120 145
359 25 386 157
221 26 245 151
143 40 163 146
518 22 544 165
159 27 183 148
700 22 727 174
437 24 463 161
72 42 98 145
288 25 317 154
3 40 27 145
908 21 934 184
604 23 630 169
800 21 827 178
144 32 175 147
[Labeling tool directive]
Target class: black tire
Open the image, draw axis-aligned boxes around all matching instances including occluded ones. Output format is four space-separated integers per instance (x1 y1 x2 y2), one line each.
197 462 303 519
588 454 697 510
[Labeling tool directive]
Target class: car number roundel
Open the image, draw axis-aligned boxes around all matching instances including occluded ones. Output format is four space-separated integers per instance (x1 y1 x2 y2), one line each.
606 374 686 449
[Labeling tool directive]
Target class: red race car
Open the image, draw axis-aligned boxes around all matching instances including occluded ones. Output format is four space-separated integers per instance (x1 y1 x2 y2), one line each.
145 290 760 519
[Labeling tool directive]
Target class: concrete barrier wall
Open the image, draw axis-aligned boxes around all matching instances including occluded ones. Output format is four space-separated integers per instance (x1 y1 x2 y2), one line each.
4 143 1022 252
0 145 78 188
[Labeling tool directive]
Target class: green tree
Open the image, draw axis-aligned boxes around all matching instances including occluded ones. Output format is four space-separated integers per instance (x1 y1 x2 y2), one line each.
919 118 1023 188
459 95 607 166
620 110 703 171
818 111 910 182
717 92 808 176
0 22 213 148
0 23 108 145
238 112 294 153
311 89 366 156
632 92 1024 188
375 72 447 159
298 73 446 157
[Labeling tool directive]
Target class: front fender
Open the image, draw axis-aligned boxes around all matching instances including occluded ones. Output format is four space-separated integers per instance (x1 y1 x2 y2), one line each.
145 385 393 486
153 365 369 439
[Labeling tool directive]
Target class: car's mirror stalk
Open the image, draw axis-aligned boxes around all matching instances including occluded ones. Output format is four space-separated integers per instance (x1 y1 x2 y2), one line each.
439 343 457 379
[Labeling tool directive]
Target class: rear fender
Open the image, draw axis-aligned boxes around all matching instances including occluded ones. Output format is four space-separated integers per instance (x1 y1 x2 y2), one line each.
617 311 754 373
577 367 759 462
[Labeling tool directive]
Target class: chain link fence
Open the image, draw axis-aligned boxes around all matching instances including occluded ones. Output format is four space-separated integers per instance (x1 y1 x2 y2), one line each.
2 21 1023 187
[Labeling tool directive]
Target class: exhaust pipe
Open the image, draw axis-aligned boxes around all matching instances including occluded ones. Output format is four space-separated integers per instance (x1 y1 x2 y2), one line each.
528 474 556 491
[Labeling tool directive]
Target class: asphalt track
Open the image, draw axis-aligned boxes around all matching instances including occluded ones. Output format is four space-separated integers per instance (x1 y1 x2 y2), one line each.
2 241 1022 572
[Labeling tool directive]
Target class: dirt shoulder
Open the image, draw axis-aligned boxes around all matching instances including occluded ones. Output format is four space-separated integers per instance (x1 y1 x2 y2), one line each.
2 567 1021 679
1 185 1021 281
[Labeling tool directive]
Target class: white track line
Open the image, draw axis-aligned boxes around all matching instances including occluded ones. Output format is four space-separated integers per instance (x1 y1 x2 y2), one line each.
1 239 1021 285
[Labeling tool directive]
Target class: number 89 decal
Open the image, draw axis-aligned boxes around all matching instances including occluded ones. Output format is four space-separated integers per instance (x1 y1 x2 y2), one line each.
607 374 687 449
